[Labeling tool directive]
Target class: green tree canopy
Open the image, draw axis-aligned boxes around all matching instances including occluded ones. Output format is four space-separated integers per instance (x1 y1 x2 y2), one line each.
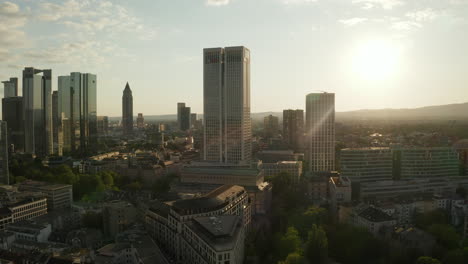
416 256 441 264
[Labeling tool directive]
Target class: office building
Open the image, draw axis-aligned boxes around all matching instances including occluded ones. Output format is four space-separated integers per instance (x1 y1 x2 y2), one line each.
283 109 304 151
340 147 393 183
146 185 250 264
351 206 396 235
58 72 97 154
0 122 8 185
190 113 197 129
2 78 17 98
136 113 144 129
329 176 352 213
122 82 133 135
264 114 279 137
203 46 251 165
23 67 53 157
102 201 137 238
52 91 62 156
97 116 109 135
256 150 304 163
261 161 302 184
18 180 73 211
177 102 185 129
305 92 335 172
1 97 23 152
180 106 191 131
394 146 459 180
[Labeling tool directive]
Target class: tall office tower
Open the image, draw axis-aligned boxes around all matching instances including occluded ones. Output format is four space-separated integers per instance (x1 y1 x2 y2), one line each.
52 91 62 156
203 46 251 165
0 121 8 185
23 67 53 157
177 102 185 129
180 106 191 131
2 78 18 98
283 109 304 151
305 92 335 172
136 113 144 129
263 114 279 137
190 113 197 129
97 116 109 135
58 72 97 154
2 97 24 152
122 82 133 135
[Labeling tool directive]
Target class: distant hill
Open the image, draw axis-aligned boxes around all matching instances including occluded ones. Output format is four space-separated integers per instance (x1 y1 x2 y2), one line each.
108 102 468 122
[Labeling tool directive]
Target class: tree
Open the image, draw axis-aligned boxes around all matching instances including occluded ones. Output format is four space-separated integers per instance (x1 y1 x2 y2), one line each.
275 227 302 260
415 209 449 230
428 224 460 250
305 224 328 264
278 252 306 264
82 212 103 229
416 256 441 264
290 206 327 238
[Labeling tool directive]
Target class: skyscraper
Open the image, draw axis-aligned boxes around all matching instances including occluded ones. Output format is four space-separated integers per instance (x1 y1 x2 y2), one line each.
97 116 109 135
190 113 197 129
2 96 24 152
283 109 304 151
137 113 144 129
122 82 133 135
305 92 335 172
52 91 62 156
263 114 279 137
2 77 18 98
0 121 8 185
23 67 53 157
177 102 185 129
58 72 97 154
180 106 191 131
203 46 251 164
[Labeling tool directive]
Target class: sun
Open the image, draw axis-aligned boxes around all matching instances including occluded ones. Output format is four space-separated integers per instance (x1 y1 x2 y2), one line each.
352 39 401 81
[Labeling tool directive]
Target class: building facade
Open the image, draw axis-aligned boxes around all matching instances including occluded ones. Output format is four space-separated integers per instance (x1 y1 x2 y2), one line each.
261 161 302 184
180 106 191 131
263 115 279 137
0 122 8 185
136 113 144 129
340 147 393 183
2 97 24 152
203 46 251 165
122 82 133 135
305 93 335 172
23 67 53 157
18 181 73 211
283 109 304 151
2 78 18 98
58 72 97 155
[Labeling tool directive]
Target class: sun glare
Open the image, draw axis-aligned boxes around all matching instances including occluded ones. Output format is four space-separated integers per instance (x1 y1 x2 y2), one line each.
352 39 401 81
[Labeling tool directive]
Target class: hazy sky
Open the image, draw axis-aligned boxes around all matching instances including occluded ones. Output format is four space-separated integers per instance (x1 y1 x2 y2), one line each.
1 0 467 116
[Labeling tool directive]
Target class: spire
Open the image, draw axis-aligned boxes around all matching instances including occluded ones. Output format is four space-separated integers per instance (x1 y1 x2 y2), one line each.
124 82 131 91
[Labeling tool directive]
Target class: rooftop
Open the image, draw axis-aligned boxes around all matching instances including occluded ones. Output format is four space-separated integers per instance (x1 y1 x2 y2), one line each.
182 166 260 176
19 180 72 191
358 207 394 222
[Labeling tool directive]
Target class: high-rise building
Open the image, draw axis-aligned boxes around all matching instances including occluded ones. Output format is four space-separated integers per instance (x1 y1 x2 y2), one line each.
122 82 133 135
180 106 191 131
58 72 97 154
283 109 304 151
190 113 197 129
136 113 144 129
97 116 109 135
52 91 62 156
2 97 24 152
177 102 185 129
0 121 8 185
23 67 53 157
2 78 18 98
263 114 279 137
305 92 335 172
203 46 251 165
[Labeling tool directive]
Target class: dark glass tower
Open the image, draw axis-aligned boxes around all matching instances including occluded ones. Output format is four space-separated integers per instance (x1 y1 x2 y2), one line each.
23 67 53 157
2 96 24 152
0 121 8 185
122 82 133 135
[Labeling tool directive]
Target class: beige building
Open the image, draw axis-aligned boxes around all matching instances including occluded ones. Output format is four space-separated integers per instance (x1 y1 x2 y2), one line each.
146 185 250 264
18 180 73 211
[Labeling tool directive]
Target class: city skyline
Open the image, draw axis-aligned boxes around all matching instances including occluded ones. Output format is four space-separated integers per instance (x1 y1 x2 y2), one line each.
1 0 468 116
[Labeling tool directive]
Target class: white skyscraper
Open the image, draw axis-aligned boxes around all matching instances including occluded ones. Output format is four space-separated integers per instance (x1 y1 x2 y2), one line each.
203 46 251 165
306 92 335 172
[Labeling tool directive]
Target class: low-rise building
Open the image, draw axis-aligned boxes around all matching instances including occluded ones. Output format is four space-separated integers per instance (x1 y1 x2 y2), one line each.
18 180 73 211
146 185 250 264
261 161 302 184
102 201 138 238
5 221 51 243
329 176 352 214
352 206 396 235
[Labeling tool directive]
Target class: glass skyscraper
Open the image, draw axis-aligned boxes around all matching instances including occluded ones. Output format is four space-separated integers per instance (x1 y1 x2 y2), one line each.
0 121 8 185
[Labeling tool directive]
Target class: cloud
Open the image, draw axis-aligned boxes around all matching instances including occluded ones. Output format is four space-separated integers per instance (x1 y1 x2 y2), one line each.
352 0 404 10
282 0 318 4
339 17 368 27
0 2 28 62
37 0 156 40
406 8 439 22
391 20 422 31
205 0 230 6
